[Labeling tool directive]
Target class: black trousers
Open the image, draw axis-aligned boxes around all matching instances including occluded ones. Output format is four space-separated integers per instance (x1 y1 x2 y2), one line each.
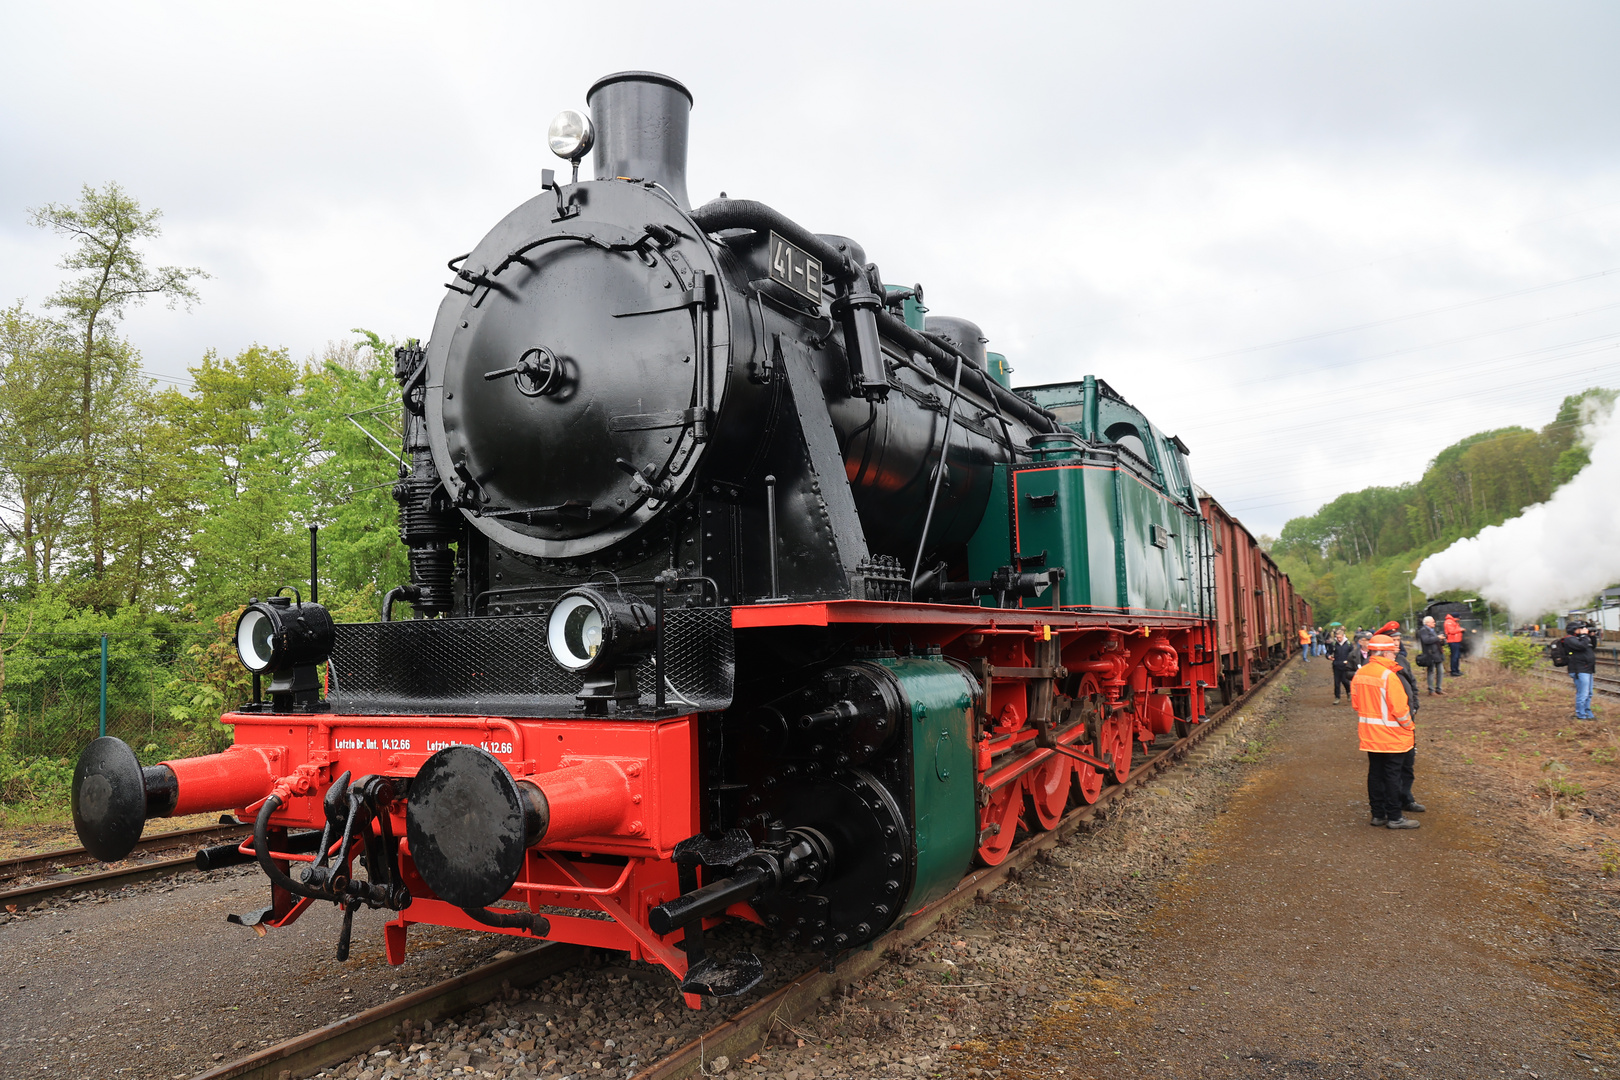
1367 751 1407 820
1333 668 1355 700
1398 748 1415 806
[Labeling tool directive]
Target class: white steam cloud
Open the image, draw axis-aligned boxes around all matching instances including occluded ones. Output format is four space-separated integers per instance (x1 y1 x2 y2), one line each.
1414 399 1620 620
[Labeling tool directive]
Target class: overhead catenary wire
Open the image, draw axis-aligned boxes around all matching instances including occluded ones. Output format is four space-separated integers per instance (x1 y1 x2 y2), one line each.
1186 341 1620 457
1098 197 1620 331
1173 265 1620 368
1205 359 1620 478
1210 407 1613 498
1204 376 1620 503
1199 364 1620 511
1210 384 1620 514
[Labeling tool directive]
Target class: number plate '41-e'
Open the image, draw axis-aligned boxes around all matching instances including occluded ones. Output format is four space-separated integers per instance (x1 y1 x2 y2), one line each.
769 232 824 302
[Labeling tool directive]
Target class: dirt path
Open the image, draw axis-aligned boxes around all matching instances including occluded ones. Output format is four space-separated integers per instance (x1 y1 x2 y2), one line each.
967 659 1619 1080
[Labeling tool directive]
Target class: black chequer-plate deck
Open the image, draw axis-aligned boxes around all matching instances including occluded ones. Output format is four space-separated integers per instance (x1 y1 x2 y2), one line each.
327 608 733 717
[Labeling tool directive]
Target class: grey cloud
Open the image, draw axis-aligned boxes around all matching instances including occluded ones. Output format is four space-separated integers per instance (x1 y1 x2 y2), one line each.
4 0 1620 536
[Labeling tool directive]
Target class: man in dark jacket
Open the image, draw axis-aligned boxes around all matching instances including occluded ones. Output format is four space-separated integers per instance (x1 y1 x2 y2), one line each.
1329 627 1360 703
1564 621 1598 720
1416 615 1446 695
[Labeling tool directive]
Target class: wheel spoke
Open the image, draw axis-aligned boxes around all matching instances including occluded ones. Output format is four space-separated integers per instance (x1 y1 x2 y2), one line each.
976 783 1022 866
1023 755 1070 830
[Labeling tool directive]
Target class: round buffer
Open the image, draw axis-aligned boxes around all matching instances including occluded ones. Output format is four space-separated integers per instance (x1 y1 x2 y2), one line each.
406 745 532 910
72 736 148 862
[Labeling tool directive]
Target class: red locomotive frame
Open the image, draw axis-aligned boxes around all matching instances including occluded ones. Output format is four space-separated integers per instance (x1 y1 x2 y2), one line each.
155 572 1305 1003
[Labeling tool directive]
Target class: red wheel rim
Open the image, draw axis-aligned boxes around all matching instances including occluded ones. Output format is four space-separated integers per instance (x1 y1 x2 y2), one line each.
1024 754 1070 831
1071 743 1104 803
1100 708 1133 784
976 783 1022 865
1069 674 1106 804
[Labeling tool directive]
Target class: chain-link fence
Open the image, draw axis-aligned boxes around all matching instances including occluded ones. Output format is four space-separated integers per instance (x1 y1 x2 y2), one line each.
0 627 243 809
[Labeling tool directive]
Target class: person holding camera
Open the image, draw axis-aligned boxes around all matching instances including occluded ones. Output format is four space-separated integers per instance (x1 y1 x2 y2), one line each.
1562 621 1598 720
1416 615 1446 695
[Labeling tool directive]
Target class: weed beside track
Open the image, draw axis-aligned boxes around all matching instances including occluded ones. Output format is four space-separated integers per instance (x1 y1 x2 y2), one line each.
1424 660 1619 875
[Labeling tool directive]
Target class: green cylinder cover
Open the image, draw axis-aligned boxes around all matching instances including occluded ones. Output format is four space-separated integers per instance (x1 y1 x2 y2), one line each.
872 657 977 915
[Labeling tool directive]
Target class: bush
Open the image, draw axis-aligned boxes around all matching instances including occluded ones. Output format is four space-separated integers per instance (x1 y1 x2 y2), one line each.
1491 635 1541 673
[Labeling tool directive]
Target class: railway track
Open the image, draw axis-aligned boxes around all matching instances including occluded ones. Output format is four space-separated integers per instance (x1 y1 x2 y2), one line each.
0 819 249 909
185 657 1296 1080
1526 645 1620 702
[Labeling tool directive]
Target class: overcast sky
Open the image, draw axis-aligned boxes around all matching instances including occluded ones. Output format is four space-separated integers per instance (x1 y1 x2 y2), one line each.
4 1 1618 537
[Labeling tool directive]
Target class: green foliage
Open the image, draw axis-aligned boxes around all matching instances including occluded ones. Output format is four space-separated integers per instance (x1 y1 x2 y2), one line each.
1600 842 1620 877
0 185 425 810
1490 636 1542 673
1275 387 1617 626
170 336 406 617
1538 758 1585 801
29 182 205 329
24 183 207 607
0 327 409 809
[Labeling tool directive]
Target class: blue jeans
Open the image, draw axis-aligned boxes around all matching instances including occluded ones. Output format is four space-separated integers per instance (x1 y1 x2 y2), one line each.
1572 672 1595 719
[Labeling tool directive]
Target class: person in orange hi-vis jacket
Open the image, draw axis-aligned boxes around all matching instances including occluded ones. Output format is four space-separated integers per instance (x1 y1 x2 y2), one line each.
1444 612 1464 677
1350 634 1420 830
1298 626 1311 662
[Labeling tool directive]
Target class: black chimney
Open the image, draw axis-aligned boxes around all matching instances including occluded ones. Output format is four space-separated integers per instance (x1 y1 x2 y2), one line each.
586 71 693 210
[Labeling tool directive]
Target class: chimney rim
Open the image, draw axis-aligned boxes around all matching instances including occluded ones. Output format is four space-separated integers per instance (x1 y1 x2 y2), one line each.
587 70 693 106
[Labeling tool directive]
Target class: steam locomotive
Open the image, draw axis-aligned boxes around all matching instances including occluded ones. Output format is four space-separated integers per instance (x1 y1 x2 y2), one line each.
70 71 1306 1005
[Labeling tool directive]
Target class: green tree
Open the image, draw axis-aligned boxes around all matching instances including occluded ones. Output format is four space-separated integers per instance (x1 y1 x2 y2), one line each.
101 382 194 607
0 305 81 591
160 333 408 617
29 183 205 591
1275 386 1617 628
299 332 409 612
1548 387 1619 485
164 344 308 614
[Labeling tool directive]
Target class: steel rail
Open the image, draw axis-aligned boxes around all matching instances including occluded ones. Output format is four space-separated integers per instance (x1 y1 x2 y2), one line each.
0 853 207 910
97 659 1295 1080
1528 659 1620 702
188 944 586 1080
0 822 253 909
0 820 247 885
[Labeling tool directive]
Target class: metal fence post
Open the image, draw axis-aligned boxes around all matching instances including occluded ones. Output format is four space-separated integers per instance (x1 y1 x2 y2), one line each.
99 633 108 738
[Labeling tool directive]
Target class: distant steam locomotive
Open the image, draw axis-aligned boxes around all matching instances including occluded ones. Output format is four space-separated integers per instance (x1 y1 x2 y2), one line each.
71 71 1306 1004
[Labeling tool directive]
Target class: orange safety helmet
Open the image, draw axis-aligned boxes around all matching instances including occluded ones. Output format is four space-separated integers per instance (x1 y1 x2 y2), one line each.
1367 634 1398 652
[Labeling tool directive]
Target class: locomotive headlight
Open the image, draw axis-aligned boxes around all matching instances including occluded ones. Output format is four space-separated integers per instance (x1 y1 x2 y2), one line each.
236 607 277 673
548 592 606 671
546 587 657 673
234 594 336 675
547 109 595 162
